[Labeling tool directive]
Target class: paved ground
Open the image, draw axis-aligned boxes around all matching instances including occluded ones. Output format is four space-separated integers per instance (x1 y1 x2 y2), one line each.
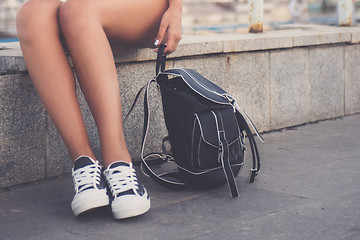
1 114 359 240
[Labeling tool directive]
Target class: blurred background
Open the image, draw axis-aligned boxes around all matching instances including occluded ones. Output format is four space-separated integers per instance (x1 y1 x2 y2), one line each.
0 0 21 41
0 0 359 42
182 0 359 34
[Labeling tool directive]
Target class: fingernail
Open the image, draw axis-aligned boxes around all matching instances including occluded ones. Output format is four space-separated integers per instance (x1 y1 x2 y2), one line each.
154 39 160 46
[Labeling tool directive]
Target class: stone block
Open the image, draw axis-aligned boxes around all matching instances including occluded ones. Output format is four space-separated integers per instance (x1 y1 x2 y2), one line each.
270 48 310 129
134 35 225 60
328 26 360 43
0 135 46 188
0 56 27 73
0 74 46 138
318 31 351 44
292 31 325 47
0 74 46 187
0 42 27 73
172 35 225 58
352 31 360 43
0 42 22 57
223 32 293 53
171 55 229 83
223 52 271 132
344 45 360 115
308 46 345 122
136 48 157 62
113 49 137 63
293 30 351 47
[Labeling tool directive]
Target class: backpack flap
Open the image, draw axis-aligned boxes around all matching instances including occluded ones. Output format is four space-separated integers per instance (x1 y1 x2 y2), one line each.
158 68 231 105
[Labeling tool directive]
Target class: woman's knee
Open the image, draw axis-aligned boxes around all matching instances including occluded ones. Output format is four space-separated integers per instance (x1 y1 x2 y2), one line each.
59 0 99 36
16 0 62 43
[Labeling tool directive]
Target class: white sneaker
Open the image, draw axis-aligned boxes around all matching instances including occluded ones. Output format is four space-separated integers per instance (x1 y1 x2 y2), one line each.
71 156 110 216
104 161 150 219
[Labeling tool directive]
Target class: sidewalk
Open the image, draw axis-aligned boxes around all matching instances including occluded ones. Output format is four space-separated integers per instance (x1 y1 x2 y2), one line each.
1 114 359 240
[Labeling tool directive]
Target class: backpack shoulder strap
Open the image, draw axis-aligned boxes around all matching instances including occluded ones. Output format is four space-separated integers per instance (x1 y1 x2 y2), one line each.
235 111 261 182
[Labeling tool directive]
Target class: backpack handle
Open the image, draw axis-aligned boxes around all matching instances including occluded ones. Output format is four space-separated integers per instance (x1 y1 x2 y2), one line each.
156 44 167 75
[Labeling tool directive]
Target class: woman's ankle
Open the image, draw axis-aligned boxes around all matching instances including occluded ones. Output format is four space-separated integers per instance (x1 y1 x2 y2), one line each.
102 154 132 168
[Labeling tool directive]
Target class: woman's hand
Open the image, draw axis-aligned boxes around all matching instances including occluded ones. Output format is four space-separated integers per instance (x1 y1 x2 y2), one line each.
155 0 182 55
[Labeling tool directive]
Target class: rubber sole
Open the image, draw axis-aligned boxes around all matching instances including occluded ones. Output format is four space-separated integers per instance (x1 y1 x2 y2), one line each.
112 200 151 219
71 190 110 216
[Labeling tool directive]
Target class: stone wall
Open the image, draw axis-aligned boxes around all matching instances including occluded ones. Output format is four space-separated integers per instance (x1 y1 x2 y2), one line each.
1 25 360 188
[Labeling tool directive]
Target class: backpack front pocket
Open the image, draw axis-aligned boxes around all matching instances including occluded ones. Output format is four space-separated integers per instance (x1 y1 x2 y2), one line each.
191 108 244 170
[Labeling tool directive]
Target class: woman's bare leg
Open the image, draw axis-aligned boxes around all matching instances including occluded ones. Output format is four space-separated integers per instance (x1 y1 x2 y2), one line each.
59 0 169 167
16 0 95 162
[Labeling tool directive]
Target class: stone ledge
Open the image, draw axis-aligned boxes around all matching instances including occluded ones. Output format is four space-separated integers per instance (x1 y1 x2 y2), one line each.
1 25 360 73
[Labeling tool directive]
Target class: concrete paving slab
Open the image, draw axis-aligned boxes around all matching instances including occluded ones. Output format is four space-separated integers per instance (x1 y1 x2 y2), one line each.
0 114 359 240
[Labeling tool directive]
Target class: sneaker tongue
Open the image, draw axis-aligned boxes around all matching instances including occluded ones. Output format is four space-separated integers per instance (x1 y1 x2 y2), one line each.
108 161 130 169
73 156 95 170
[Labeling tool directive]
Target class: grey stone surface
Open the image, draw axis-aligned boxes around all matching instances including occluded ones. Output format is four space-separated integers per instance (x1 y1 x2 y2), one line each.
224 52 271 132
308 45 345 122
270 48 310 129
0 114 359 240
113 49 137 63
0 135 46 188
223 32 294 53
0 42 27 73
345 44 360 115
0 74 47 187
352 31 360 43
293 30 351 47
171 38 224 58
135 48 157 62
292 30 326 47
0 55 27 73
0 74 46 138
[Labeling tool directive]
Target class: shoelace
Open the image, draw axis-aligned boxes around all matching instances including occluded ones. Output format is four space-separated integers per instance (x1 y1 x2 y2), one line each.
105 163 139 198
73 162 102 194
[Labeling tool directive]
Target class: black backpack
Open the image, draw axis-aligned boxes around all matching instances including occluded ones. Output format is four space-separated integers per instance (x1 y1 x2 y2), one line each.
128 45 263 198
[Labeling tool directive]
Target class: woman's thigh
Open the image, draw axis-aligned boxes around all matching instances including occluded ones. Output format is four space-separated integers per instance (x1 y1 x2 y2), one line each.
61 0 169 48
100 0 169 47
